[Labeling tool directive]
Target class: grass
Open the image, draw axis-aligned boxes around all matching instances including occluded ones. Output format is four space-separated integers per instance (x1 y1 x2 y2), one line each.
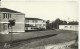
0 30 60 43
24 31 77 48
7 30 78 49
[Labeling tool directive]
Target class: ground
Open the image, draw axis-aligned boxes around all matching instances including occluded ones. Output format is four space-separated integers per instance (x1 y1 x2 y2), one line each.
0 30 78 49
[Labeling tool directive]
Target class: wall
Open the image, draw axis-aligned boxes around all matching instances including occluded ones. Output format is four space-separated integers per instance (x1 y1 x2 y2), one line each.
0 13 9 34
11 13 25 32
0 12 25 34
59 25 78 31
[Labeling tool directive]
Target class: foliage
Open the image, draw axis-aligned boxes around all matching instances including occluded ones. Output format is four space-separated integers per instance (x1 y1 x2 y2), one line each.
8 19 15 27
46 18 78 30
68 21 78 25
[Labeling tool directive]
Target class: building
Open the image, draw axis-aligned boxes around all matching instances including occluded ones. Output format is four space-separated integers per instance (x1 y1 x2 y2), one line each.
0 8 25 34
59 25 78 31
25 18 46 30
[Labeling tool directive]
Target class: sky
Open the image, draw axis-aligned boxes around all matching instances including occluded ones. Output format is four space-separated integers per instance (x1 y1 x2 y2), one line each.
1 0 79 21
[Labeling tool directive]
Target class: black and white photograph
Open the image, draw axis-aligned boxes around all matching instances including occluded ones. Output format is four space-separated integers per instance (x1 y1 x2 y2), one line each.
0 0 78 49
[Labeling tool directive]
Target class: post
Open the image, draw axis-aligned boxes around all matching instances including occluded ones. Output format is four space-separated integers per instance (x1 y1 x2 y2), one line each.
10 26 13 43
0 0 1 33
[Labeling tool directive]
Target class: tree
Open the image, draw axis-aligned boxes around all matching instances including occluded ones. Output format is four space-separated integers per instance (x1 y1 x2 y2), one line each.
46 18 68 29
8 19 15 27
46 20 52 29
62 21 67 25
51 18 61 29
8 19 15 32
68 21 78 25
51 18 67 29
8 19 15 46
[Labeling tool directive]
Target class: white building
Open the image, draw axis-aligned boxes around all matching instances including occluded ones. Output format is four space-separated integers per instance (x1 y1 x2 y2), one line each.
0 8 25 34
25 18 46 30
59 25 78 31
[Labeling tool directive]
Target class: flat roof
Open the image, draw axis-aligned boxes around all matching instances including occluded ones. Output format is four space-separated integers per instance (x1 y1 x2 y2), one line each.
25 18 45 21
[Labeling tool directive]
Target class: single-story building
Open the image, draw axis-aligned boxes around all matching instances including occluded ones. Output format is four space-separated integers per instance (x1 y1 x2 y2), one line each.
59 25 78 31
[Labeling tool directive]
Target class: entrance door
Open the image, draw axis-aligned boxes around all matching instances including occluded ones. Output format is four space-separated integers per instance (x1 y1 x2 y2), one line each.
3 23 9 34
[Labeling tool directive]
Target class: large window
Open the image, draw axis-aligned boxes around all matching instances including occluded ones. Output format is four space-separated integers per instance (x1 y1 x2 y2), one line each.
3 13 11 19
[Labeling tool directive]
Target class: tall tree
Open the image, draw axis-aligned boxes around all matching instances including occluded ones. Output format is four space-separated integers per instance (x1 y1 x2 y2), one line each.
51 18 67 29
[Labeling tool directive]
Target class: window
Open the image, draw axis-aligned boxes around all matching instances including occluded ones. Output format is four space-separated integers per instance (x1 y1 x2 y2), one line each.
3 13 11 19
43 20 45 23
65 26 67 28
35 20 38 23
39 24 42 26
26 20 29 22
5 14 7 18
3 13 5 18
35 24 38 27
32 20 35 22
43 24 46 26
8 14 9 19
25 24 29 27
9 14 11 18
70 26 72 28
26 28 28 30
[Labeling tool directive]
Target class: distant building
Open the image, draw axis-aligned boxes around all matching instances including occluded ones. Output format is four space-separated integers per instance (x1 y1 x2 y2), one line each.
0 8 25 34
25 18 46 30
59 25 78 31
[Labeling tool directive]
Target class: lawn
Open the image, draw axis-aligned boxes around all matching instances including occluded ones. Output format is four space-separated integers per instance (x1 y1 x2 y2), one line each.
0 30 77 43
24 31 78 48
7 30 78 49
0 30 62 43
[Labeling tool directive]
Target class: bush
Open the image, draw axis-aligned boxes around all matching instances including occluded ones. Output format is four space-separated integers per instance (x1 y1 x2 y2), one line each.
37 28 46 31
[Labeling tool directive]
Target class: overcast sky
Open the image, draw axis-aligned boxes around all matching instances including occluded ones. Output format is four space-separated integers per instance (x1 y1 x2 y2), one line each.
1 0 78 21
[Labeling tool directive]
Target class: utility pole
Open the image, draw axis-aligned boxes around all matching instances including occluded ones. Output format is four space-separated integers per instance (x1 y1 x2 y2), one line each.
67 17 70 23
0 0 1 33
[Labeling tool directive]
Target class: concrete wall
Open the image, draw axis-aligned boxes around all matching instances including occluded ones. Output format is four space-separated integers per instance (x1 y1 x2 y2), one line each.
59 25 78 31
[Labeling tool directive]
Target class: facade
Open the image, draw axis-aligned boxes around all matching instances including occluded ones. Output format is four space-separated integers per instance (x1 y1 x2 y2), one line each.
59 25 78 31
0 8 25 34
25 18 46 30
